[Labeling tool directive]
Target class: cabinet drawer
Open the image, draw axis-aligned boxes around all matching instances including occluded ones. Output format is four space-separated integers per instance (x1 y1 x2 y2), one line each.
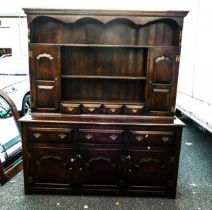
124 105 144 115
61 103 81 114
102 104 123 114
129 131 174 146
79 129 123 144
82 104 101 114
28 127 74 142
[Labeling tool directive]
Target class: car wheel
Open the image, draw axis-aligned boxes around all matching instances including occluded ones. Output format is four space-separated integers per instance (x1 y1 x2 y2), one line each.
22 94 31 116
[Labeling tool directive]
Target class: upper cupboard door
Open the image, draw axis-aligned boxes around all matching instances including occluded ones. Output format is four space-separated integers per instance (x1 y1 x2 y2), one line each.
29 44 60 112
146 47 180 116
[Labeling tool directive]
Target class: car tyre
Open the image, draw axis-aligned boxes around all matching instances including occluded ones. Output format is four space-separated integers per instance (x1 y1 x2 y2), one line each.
22 93 31 116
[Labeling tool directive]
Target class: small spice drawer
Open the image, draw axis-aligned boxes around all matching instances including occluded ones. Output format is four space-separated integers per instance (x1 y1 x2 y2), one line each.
82 104 102 114
61 103 81 114
102 104 123 114
129 130 174 146
28 127 74 142
124 105 144 115
79 129 123 144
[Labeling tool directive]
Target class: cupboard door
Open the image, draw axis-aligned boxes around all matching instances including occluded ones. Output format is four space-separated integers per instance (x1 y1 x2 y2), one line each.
146 47 179 115
125 150 175 192
29 44 60 112
78 148 122 190
29 147 75 189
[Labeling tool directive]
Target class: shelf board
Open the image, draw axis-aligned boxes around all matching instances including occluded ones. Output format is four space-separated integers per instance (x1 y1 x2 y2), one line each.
61 75 146 80
61 100 144 105
30 43 179 49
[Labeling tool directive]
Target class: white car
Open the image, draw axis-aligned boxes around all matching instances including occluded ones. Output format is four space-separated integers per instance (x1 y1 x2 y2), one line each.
0 55 30 115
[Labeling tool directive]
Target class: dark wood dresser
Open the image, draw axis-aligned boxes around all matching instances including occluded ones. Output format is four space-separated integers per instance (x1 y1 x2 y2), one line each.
20 9 188 198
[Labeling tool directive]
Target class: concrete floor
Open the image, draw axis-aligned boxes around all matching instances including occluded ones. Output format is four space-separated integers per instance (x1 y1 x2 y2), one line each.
0 116 212 210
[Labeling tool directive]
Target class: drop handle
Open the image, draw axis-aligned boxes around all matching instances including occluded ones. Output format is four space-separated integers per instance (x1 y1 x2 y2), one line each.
67 106 74 111
88 107 95 112
58 133 66 139
161 136 169 142
33 132 41 138
109 107 117 113
136 135 144 141
109 134 118 141
85 133 93 140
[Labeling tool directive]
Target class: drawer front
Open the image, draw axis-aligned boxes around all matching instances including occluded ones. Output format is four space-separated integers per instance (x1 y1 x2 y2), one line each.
130 130 174 146
102 104 123 114
82 104 101 114
28 127 74 142
61 103 81 114
79 129 123 144
124 105 144 115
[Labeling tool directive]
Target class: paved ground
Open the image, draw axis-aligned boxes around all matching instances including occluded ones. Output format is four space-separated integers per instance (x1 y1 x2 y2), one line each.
0 116 212 210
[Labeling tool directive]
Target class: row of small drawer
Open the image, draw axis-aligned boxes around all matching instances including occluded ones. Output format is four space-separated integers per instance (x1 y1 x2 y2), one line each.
28 128 174 146
61 103 144 115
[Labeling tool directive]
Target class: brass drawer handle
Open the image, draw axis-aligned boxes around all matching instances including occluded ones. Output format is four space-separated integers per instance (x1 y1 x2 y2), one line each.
109 107 117 113
66 106 74 111
58 133 67 139
132 108 138 113
136 135 144 141
85 133 93 140
161 136 169 142
109 134 118 141
88 107 95 112
33 132 41 138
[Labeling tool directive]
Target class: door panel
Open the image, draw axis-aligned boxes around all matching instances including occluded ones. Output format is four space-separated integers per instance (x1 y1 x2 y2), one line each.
29 147 75 188
146 47 179 115
78 148 122 189
29 44 60 112
125 150 174 191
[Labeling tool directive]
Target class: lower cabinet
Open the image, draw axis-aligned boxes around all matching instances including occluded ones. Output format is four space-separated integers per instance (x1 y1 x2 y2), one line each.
21 121 183 197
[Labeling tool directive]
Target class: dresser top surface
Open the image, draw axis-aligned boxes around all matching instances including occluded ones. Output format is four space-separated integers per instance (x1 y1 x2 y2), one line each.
23 8 188 17
19 114 185 127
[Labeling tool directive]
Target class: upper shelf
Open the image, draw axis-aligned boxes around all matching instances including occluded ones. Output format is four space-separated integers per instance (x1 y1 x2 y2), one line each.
30 43 180 49
28 14 184 46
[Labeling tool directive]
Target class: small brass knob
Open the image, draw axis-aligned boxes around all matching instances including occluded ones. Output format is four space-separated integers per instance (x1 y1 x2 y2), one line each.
145 134 149 138
77 154 81 159
147 146 151 150
126 155 131 160
70 158 75 163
